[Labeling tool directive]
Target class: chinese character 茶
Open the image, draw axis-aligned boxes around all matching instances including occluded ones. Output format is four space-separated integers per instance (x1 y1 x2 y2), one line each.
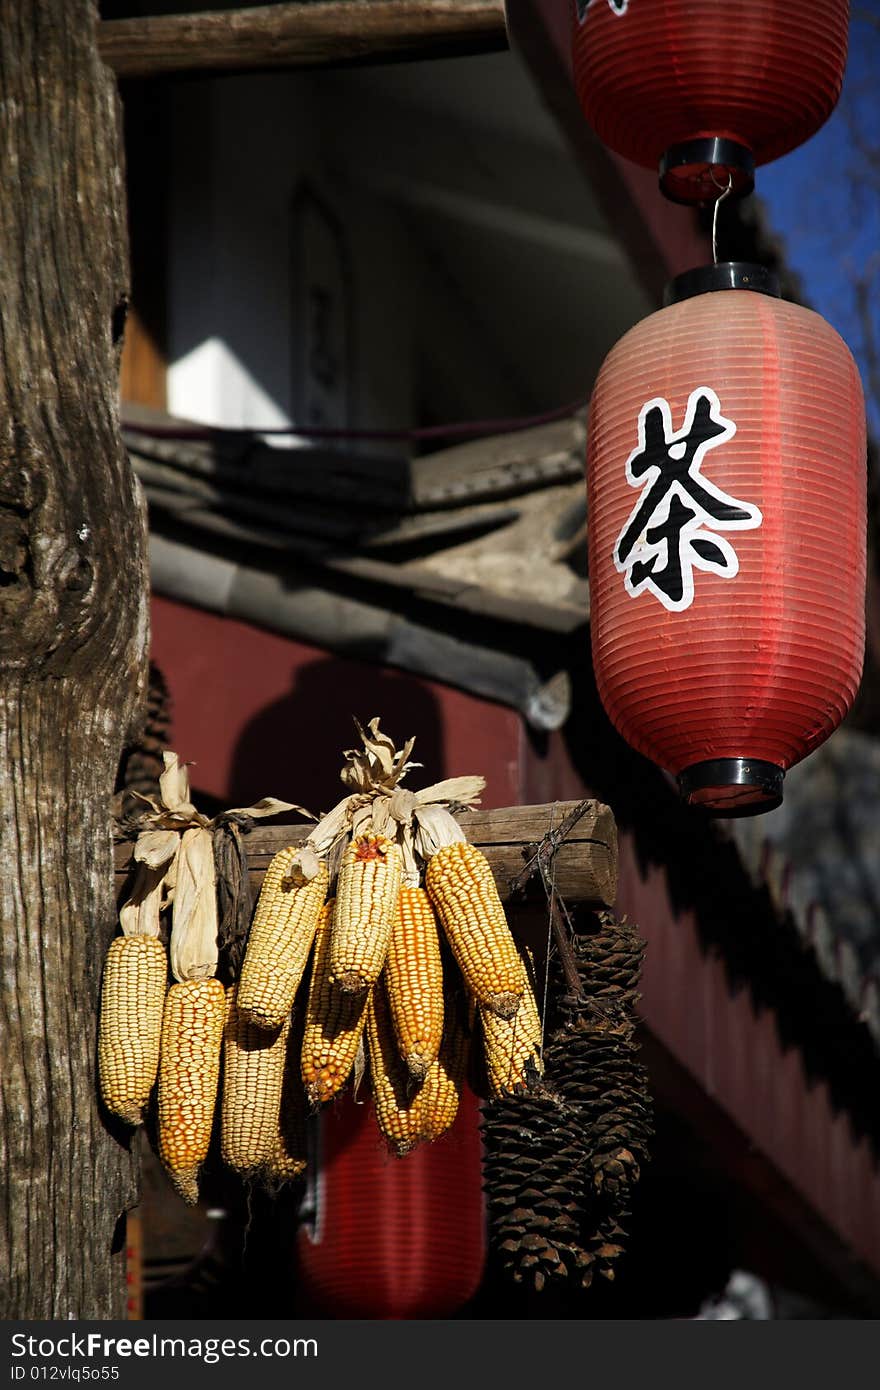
613 387 762 612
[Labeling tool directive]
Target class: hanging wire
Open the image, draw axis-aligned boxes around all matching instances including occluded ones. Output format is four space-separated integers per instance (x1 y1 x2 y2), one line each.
711 170 735 266
121 394 591 448
537 802 560 1056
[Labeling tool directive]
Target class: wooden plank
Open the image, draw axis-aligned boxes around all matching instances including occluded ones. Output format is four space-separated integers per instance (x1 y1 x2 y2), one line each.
113 799 618 907
98 2 509 79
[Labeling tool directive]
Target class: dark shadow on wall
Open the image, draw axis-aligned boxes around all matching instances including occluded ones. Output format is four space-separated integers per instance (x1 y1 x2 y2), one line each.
227 656 448 817
561 644 880 1156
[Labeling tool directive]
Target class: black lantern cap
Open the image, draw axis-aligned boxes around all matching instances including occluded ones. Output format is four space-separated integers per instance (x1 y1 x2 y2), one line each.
659 137 755 205
677 758 784 817
664 262 782 306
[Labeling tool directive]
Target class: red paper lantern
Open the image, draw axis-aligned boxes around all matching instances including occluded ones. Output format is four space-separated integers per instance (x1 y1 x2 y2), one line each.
295 1089 485 1318
587 263 866 814
572 0 850 202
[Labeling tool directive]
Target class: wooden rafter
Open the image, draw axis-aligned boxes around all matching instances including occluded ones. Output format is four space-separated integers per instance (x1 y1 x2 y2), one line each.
98 1 509 79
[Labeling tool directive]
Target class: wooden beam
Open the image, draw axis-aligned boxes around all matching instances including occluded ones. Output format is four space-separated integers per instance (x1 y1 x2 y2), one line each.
97 1 510 79
114 799 619 907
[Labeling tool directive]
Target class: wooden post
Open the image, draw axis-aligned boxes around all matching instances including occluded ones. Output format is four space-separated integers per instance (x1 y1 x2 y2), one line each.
0 3 149 1318
98 1 510 79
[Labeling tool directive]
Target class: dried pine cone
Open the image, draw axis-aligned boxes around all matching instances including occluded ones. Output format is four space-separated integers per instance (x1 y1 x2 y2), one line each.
481 911 653 1293
482 1088 596 1291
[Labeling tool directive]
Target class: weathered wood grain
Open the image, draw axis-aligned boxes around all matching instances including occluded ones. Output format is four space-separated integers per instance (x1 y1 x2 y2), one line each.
98 1 509 79
114 800 618 908
0 3 149 1319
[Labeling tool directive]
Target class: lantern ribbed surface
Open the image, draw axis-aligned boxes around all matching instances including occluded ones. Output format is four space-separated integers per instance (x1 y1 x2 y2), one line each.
587 290 866 801
572 0 849 173
296 1089 484 1318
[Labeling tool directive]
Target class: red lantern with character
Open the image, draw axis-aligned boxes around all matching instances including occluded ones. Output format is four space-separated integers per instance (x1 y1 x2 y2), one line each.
587 263 866 815
572 0 850 203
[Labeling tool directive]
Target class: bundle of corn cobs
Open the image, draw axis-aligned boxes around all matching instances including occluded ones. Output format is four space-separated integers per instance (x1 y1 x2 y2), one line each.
99 721 545 1206
99 751 307 1203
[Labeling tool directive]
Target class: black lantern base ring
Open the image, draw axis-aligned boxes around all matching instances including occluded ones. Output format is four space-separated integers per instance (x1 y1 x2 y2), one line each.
664 261 781 306
677 758 784 816
659 137 756 205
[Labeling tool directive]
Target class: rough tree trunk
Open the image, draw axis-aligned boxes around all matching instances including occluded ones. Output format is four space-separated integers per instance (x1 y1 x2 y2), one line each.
0 2 149 1318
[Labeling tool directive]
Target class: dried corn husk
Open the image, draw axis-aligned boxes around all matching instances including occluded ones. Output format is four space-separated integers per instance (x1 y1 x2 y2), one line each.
413 804 469 860
119 830 179 938
169 827 219 984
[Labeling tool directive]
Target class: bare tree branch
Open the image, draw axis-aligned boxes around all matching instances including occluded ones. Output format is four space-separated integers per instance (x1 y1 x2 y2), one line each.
854 258 880 412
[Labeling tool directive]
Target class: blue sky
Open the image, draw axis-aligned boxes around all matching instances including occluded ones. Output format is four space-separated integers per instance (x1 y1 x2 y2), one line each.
756 3 880 434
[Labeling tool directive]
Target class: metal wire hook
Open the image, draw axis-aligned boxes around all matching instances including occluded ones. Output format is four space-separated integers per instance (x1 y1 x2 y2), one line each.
710 169 734 266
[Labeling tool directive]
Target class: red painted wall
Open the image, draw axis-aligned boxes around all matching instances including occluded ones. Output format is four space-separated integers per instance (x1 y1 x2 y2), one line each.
150 594 524 814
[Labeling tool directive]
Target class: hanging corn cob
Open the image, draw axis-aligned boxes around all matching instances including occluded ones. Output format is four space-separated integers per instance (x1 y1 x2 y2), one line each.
479 965 544 1099
415 993 470 1142
98 935 168 1126
267 1113 308 1184
98 829 178 1125
157 818 226 1205
330 833 403 993
420 809 525 1021
365 980 427 1156
157 976 226 1205
301 899 371 1106
220 984 291 1179
384 885 445 1080
237 849 329 1029
267 1015 308 1184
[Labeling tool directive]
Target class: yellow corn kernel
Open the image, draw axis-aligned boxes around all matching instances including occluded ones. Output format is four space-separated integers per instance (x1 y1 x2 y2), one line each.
301 899 370 1105
424 840 524 1019
267 1020 308 1185
365 981 425 1157
238 850 329 1030
330 834 403 993
417 998 470 1142
98 935 167 1126
157 977 226 1205
479 967 544 1099
220 984 290 1178
385 886 445 1080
